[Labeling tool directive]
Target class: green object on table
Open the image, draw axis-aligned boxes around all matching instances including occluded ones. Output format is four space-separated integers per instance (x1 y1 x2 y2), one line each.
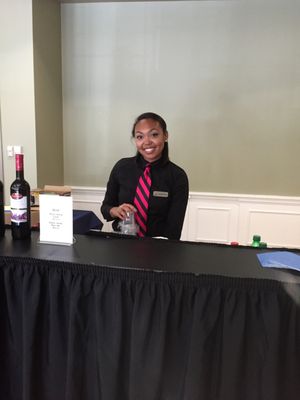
259 242 267 248
252 234 261 247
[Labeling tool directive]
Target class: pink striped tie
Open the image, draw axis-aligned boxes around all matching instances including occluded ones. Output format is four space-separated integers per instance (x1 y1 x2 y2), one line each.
134 164 151 237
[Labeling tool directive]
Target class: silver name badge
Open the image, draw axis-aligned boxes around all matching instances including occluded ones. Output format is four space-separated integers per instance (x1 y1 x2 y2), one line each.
153 191 169 198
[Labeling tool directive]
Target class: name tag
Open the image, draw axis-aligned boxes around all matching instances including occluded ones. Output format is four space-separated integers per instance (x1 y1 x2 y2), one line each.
153 191 169 198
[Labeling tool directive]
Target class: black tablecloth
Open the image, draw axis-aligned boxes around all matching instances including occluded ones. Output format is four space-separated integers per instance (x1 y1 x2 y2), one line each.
0 232 299 400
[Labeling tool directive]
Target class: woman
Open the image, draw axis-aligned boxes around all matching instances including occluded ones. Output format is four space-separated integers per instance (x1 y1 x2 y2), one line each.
101 112 189 240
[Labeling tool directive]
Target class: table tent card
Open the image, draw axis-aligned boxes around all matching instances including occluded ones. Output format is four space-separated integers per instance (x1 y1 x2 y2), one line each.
39 194 73 245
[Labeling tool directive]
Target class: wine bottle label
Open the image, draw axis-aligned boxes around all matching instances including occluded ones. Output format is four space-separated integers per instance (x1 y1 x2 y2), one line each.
10 195 28 223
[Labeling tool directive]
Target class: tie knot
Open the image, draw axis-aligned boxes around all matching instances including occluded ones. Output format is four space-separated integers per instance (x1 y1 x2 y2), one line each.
144 164 151 177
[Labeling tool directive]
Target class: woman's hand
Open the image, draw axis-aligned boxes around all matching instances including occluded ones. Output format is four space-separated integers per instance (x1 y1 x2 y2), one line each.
110 203 136 220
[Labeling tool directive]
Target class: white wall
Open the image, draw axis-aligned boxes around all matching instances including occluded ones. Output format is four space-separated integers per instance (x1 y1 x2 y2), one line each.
0 0 37 203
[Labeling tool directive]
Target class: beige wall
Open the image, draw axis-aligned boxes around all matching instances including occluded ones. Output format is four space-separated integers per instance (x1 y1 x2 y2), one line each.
0 0 63 203
0 0 37 203
33 0 64 187
61 0 300 196
1 0 300 200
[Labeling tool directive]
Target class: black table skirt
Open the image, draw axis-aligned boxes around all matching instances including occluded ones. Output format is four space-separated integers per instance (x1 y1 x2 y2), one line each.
0 256 299 400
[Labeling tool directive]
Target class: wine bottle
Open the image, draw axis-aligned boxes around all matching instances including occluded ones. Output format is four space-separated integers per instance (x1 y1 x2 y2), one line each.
10 151 31 239
0 180 5 237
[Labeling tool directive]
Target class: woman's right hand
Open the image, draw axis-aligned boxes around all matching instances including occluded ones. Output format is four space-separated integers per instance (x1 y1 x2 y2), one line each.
110 203 136 220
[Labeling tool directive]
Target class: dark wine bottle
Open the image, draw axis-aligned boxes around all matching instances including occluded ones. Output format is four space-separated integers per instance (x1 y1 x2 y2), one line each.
10 152 31 239
0 180 5 237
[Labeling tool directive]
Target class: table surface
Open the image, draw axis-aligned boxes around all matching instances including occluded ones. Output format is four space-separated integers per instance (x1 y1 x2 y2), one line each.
0 230 299 283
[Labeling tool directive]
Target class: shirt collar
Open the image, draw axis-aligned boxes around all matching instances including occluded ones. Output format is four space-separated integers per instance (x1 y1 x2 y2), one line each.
136 152 169 169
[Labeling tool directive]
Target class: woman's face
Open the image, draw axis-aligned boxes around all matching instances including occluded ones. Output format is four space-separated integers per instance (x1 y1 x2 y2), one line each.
133 118 168 163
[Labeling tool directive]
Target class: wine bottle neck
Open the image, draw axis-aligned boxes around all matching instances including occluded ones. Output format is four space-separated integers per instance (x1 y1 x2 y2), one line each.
16 171 24 180
15 154 24 180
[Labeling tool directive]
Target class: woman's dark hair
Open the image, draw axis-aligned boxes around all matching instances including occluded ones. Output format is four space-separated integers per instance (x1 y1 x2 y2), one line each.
131 112 169 161
131 112 168 136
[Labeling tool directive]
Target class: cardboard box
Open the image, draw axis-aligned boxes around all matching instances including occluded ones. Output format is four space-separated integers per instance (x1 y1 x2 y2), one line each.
31 186 71 206
43 185 71 195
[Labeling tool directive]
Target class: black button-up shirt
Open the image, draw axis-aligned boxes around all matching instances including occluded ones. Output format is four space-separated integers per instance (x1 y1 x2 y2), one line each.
101 155 189 239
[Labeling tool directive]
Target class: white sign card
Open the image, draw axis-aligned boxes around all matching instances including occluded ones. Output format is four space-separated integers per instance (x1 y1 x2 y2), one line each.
39 194 73 245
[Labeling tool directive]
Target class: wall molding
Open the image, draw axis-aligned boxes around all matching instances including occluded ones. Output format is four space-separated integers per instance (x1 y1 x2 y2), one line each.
72 186 300 248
